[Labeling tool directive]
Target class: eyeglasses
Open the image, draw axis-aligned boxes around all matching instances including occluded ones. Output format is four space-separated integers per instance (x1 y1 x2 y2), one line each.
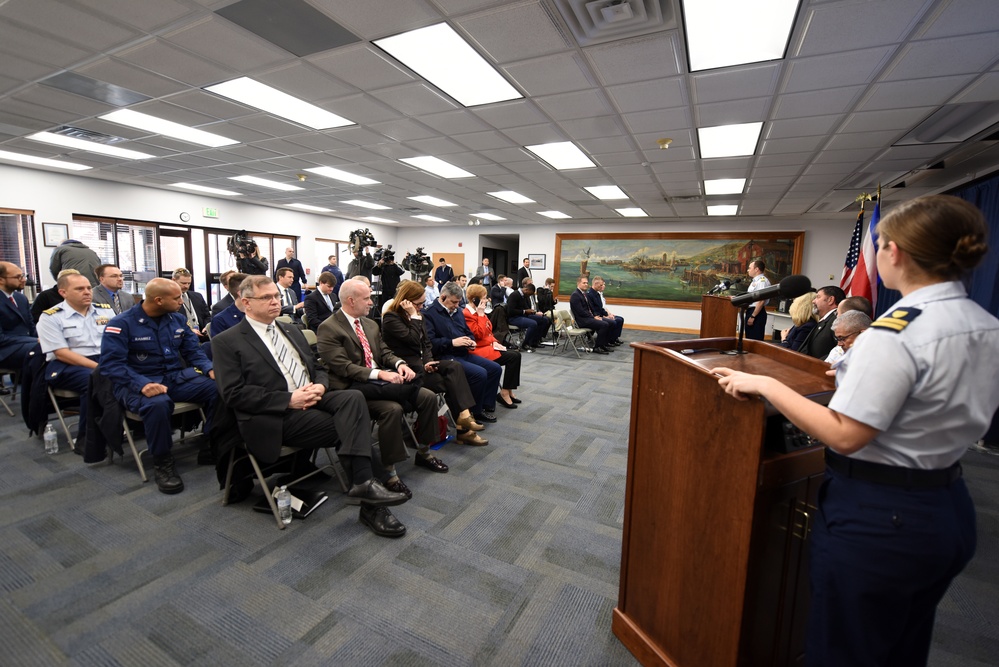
6 274 24 280
246 294 282 302
834 331 859 343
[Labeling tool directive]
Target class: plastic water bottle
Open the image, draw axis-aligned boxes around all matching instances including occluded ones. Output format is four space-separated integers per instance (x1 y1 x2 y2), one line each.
44 424 59 455
276 486 292 525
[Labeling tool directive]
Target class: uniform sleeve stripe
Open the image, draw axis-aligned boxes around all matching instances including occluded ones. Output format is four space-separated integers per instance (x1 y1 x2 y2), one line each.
105 326 122 334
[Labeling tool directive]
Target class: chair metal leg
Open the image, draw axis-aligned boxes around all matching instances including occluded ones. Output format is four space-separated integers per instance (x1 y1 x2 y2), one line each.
247 453 285 529
121 417 149 482
0 396 12 417
222 448 238 506
48 387 75 444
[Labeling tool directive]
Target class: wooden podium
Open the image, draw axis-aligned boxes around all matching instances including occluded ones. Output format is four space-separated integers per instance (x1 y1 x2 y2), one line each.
700 294 737 338
613 338 835 667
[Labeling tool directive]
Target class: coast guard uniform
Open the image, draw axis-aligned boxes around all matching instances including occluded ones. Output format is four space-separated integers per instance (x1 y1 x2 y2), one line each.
99 303 216 457
36 300 116 443
809 281 999 666
745 272 771 340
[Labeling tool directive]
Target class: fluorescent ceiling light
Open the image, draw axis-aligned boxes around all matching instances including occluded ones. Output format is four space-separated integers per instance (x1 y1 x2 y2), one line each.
27 131 154 159
489 191 534 204
617 208 649 217
342 199 390 210
704 178 746 195
698 122 763 158
288 203 332 212
525 141 596 170
682 0 800 72
100 109 237 147
413 214 448 222
363 216 397 224
205 77 354 130
408 195 457 207
539 211 570 219
172 182 241 196
374 23 522 107
707 205 738 216
304 166 379 186
473 213 505 221
230 175 303 191
400 156 474 179
584 185 628 200
0 149 91 171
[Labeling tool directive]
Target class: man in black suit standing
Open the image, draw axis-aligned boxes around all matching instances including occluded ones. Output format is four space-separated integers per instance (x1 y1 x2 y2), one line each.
0 261 36 370
274 247 307 302
303 271 339 333
172 268 210 338
212 275 409 537
433 258 454 289
798 286 844 360
93 264 135 315
516 258 532 289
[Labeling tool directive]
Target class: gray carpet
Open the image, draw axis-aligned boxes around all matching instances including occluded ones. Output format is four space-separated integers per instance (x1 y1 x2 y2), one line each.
0 332 996 666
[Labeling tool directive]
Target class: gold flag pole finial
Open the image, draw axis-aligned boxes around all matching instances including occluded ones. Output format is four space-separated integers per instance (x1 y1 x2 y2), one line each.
856 192 872 210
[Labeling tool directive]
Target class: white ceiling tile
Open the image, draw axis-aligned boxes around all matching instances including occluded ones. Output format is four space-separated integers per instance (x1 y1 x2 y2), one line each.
918 0 999 39
503 53 594 96
367 119 439 142
783 46 894 94
692 63 781 104
369 83 459 115
116 38 238 87
253 62 357 103
164 15 293 74
473 100 549 129
308 45 415 90
417 109 493 135
219 113 300 137
459 2 572 64
165 90 258 121
323 94 403 124
607 77 685 113
534 89 613 121
578 136 636 154
73 0 198 32
760 135 824 155
756 152 813 168
766 115 842 140
77 58 188 98
774 86 866 119
584 32 681 86
0 23 91 69
839 107 935 134
501 123 565 146
650 160 698 175
558 115 627 140
12 85 116 119
859 75 976 111
403 136 469 155
310 0 442 40
622 109 691 134
327 126 394 146
811 148 882 165
453 130 517 151
2 2 139 52
794 2 927 58
884 34 999 81
951 72 999 104
593 151 644 167
0 53 52 85
640 145 696 162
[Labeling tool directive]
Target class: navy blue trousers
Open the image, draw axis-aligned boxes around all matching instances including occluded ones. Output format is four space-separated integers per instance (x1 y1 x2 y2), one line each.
745 309 767 340
114 373 217 457
807 467 976 667
446 354 500 414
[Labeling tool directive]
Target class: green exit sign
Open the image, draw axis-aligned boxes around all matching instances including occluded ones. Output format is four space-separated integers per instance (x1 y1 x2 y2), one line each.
202 207 219 218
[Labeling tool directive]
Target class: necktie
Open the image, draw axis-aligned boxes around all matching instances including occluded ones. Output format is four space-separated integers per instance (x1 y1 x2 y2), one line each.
112 292 121 313
266 323 308 389
182 293 197 328
353 318 373 368
282 288 291 308
323 293 333 311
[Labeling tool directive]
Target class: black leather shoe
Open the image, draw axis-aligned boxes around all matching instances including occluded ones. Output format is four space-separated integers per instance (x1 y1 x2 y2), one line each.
359 506 406 538
153 456 184 494
473 412 498 424
415 452 449 473
611 340 624 346
346 479 409 506
592 347 609 355
384 477 412 499
511 397 522 404
496 393 517 409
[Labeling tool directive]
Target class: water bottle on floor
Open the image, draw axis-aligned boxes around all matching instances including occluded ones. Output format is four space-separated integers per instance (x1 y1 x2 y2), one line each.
276 486 292 525
44 424 59 455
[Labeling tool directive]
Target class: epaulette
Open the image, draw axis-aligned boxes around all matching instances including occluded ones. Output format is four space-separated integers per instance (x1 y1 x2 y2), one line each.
94 302 113 309
43 306 62 315
870 307 922 333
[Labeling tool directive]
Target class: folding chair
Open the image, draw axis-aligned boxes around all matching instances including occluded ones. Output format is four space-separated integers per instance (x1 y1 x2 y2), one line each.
552 310 593 359
121 402 207 482
47 386 81 444
0 367 18 417
507 324 525 349
222 442 348 529
301 329 318 347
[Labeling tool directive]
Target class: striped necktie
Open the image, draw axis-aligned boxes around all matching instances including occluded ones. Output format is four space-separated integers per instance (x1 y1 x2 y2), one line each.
112 292 121 313
266 323 308 389
353 318 373 368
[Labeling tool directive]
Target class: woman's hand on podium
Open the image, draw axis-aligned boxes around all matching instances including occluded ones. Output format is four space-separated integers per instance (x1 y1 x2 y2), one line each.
713 367 771 401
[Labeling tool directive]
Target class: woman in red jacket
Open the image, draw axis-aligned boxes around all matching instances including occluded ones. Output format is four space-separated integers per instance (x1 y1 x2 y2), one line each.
465 284 522 408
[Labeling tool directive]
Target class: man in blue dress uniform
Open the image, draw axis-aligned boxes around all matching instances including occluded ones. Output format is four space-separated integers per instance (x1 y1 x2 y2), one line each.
100 278 217 494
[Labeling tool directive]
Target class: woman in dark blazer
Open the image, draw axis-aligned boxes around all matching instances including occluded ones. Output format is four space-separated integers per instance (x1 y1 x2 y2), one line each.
780 291 817 351
381 280 486 445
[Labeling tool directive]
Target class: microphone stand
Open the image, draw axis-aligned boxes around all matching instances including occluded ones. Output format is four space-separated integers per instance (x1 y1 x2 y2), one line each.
723 304 751 355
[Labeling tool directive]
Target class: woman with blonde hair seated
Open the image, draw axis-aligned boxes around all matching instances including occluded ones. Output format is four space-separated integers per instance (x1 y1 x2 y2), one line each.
780 291 817 351
382 280 488 446
465 284 522 408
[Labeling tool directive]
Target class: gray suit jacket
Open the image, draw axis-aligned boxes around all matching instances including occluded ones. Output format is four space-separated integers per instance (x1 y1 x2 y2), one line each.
92 284 135 314
317 310 404 391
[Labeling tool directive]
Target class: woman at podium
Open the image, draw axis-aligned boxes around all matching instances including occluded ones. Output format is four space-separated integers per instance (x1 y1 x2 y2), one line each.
715 194 999 667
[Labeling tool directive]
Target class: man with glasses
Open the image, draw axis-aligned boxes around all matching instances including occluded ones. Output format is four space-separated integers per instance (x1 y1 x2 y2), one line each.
94 264 134 315
825 311 872 366
0 262 36 371
172 268 210 339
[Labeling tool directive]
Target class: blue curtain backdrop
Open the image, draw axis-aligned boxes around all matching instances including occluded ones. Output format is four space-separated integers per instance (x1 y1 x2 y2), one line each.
952 175 999 316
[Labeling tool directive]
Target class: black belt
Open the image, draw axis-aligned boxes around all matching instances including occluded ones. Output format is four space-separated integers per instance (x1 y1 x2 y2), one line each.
825 450 962 488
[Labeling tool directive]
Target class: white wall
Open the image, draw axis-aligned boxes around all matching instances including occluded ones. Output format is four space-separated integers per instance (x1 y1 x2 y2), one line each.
396 218 854 331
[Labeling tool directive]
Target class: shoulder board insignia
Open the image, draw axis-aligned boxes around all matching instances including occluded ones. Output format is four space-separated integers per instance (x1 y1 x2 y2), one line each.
43 306 62 315
871 307 922 333
94 302 112 309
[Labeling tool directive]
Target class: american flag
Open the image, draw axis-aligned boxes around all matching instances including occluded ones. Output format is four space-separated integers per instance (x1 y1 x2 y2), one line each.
849 199 880 312
839 208 864 292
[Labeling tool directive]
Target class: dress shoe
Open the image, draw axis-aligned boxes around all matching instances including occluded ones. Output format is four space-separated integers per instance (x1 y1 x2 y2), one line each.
346 479 409 506
496 393 517 409
359 506 406 538
592 347 609 355
384 477 412 499
511 397 522 404
415 452 449 473
456 414 485 432
522 346 533 353
153 456 184 495
457 430 489 446
473 412 498 424
611 340 624 346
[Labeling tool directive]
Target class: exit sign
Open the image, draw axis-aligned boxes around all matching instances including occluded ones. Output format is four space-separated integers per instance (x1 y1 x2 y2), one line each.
202 207 219 218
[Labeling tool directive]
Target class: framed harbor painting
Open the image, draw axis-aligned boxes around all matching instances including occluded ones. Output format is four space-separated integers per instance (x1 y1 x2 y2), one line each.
554 232 805 309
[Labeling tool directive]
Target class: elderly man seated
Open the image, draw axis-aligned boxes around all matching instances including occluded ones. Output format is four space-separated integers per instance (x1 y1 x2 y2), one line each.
100 278 217 494
825 310 872 366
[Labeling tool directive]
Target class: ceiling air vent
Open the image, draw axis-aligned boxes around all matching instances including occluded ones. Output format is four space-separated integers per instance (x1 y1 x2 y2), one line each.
665 194 701 203
52 126 129 145
552 0 676 46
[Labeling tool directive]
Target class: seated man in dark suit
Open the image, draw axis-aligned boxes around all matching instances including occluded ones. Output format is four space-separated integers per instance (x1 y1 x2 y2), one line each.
587 276 624 346
211 270 236 317
303 271 339 333
209 273 247 338
569 275 614 355
490 275 510 306
0 262 37 370
317 279 448 500
276 267 305 320
172 267 210 339
212 275 408 537
506 283 551 351
798 285 844 359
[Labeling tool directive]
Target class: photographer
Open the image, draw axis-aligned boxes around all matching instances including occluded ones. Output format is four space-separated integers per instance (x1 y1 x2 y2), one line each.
236 247 267 276
372 248 404 308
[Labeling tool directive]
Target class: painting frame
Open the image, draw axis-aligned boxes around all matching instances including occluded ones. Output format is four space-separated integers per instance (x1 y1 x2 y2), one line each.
554 231 805 309
528 253 546 270
42 222 69 247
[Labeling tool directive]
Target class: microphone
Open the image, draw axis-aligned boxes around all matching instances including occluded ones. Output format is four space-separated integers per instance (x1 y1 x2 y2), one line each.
706 279 730 295
730 274 811 308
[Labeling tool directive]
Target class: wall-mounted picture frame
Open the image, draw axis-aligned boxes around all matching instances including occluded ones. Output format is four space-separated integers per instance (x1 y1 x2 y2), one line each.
555 231 805 309
528 253 546 270
42 222 69 247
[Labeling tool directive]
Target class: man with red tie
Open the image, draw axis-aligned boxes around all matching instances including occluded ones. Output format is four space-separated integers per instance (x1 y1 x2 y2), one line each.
0 262 37 370
317 279 447 500
569 275 614 355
